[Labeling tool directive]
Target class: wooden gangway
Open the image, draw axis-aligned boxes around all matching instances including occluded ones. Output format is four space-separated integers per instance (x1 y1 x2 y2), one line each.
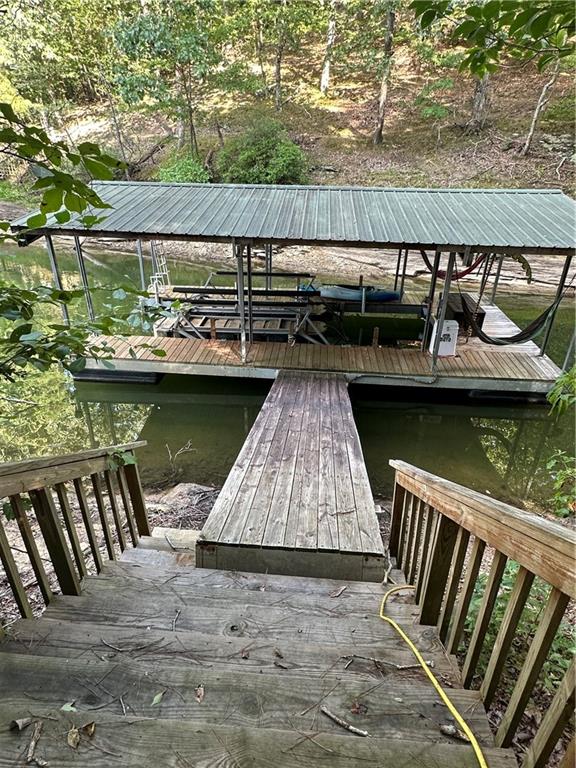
196 370 385 580
0 444 574 767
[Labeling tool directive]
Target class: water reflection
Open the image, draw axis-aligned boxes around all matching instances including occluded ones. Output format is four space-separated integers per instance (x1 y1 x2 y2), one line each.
73 374 565 510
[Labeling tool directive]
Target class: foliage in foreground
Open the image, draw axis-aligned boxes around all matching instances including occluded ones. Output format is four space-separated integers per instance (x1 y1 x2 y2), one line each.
0 281 172 381
216 119 309 185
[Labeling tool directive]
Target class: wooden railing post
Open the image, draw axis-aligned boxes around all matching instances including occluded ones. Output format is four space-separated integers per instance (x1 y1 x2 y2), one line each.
521 658 575 768
29 488 81 596
496 587 570 747
418 514 459 625
388 480 405 557
123 461 151 536
0 513 32 618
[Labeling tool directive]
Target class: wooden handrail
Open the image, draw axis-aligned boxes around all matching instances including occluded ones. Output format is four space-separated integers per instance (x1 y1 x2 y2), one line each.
390 459 576 598
0 441 146 478
0 442 149 624
388 459 575 768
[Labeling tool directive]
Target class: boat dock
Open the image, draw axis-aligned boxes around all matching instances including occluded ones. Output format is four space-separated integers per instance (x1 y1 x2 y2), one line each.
196 370 385 580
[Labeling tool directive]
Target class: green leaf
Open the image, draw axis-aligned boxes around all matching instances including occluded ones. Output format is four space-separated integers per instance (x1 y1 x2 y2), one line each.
0 102 19 122
40 187 64 212
66 357 87 373
151 348 167 357
63 192 86 214
26 212 47 229
61 702 77 712
83 156 115 180
151 690 165 706
55 210 72 224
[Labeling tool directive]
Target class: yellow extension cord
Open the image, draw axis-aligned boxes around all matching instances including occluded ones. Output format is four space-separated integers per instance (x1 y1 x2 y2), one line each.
379 585 489 768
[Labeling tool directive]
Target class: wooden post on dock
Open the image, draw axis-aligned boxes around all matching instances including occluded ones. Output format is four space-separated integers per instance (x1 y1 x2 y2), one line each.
235 241 247 363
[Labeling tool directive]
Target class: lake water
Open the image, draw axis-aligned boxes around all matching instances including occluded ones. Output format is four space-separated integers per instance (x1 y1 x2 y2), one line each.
1 240 574 511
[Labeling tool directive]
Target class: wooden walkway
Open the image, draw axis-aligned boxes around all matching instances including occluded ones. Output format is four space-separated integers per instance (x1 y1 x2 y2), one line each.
196 371 385 580
0 530 516 768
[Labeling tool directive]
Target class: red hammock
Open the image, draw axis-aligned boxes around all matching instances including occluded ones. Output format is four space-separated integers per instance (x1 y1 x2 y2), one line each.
419 249 487 280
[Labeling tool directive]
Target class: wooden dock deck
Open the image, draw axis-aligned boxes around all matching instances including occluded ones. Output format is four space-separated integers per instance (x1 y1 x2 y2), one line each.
196 371 385 580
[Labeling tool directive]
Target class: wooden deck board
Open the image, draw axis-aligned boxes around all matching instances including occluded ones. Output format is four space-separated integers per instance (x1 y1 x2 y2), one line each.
197 370 384 580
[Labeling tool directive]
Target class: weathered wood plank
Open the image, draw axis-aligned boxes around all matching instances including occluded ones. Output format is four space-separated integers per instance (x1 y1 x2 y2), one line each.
418 514 459 625
480 566 535 707
123 462 151 536
53 482 87 579
73 477 104 573
447 537 486 654
0 511 32 618
462 550 508 687
90 473 116 561
438 527 470 644
10 493 52 604
0 713 517 768
29 487 80 596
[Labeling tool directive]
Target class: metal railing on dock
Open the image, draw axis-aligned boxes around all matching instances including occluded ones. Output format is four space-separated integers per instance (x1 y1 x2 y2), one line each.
0 442 149 621
389 459 575 768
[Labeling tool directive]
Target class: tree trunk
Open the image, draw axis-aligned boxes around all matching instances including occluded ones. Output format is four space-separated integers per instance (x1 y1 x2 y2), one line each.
464 74 491 134
520 61 560 156
320 2 337 96
179 65 199 157
373 8 395 146
274 1 287 111
255 19 267 88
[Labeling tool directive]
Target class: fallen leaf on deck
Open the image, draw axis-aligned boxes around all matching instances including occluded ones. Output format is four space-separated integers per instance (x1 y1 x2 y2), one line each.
273 648 284 659
241 648 250 659
10 717 33 732
274 660 290 669
440 724 470 742
67 726 81 749
195 684 205 703
81 722 96 738
61 702 77 712
151 690 166 706
330 585 348 598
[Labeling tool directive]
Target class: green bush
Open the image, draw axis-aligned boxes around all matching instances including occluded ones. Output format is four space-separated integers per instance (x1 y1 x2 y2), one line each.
216 120 308 185
157 155 210 183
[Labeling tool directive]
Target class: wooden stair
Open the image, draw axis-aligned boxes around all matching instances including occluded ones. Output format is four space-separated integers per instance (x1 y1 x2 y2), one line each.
0 529 516 767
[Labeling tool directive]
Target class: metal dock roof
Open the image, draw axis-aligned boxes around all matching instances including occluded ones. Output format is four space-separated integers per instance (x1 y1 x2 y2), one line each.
12 181 576 255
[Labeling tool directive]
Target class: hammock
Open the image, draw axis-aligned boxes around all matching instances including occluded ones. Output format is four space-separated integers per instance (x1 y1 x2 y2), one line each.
419 249 487 280
461 292 563 346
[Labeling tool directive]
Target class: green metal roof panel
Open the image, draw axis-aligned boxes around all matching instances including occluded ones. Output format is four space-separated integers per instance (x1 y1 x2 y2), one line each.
11 181 576 253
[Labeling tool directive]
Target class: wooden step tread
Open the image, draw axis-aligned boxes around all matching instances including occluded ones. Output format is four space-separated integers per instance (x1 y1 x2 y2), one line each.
114 553 402 595
2 617 458 679
42 590 423 647
0 651 491 744
0 709 517 767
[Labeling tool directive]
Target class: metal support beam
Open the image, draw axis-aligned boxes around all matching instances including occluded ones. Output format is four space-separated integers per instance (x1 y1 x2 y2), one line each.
150 240 159 276
246 243 254 344
399 248 409 297
265 244 272 291
136 239 146 291
489 254 505 305
539 253 572 357
421 248 442 352
235 241 247 363
393 248 402 292
73 236 95 321
431 251 456 373
45 235 70 326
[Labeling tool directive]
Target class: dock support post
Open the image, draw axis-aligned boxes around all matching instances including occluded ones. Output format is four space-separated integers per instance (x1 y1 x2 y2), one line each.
421 248 441 352
393 248 402 292
489 254 504 305
399 248 409 297
246 243 254 343
539 253 572 357
73 236 95 321
431 251 456 373
265 244 272 290
45 235 70 326
136 239 146 290
235 241 247 363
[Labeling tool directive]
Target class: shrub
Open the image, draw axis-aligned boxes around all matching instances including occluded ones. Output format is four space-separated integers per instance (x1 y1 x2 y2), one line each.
157 154 210 183
215 120 308 185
